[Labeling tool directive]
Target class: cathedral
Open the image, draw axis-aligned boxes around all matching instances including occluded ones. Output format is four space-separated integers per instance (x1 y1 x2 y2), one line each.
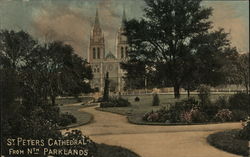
87 9 129 93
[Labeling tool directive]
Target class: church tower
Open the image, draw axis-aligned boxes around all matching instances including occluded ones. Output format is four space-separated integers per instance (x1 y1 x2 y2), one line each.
88 9 105 63
116 9 129 60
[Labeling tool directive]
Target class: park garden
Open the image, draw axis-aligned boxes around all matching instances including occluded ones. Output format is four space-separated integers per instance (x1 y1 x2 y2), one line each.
1 0 249 157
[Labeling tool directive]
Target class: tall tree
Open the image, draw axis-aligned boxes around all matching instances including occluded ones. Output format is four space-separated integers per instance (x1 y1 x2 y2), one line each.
123 0 237 98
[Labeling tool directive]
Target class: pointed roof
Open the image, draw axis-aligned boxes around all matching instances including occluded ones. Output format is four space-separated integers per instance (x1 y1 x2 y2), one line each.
121 8 127 29
106 51 116 59
94 9 100 27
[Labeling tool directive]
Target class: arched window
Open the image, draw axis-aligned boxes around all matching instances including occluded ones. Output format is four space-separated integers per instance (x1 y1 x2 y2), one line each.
97 48 100 59
121 47 124 58
97 68 100 73
93 48 96 59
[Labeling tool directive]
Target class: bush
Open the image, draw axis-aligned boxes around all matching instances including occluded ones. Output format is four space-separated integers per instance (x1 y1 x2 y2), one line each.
100 97 131 108
142 107 168 122
59 113 77 127
180 108 208 123
207 130 249 156
134 97 140 102
239 117 250 140
60 130 97 157
152 94 160 106
100 102 114 108
231 110 248 121
214 109 233 122
198 85 211 106
165 97 199 123
213 96 229 109
229 93 250 112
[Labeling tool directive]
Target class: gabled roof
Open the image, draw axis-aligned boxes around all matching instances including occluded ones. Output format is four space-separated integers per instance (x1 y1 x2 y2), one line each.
106 52 116 59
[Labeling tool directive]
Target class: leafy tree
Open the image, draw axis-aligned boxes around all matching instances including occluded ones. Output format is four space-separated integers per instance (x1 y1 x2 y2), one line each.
122 0 237 98
235 53 249 94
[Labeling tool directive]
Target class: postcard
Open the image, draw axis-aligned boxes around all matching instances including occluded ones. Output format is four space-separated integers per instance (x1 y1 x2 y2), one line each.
0 0 249 157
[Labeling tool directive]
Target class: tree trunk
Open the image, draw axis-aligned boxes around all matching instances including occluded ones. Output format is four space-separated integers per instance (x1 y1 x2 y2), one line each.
187 88 190 98
174 85 180 99
246 84 249 94
51 95 56 105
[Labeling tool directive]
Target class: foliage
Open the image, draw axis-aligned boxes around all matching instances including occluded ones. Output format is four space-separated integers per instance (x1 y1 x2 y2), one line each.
228 93 250 112
59 130 97 157
134 97 140 102
59 113 77 127
231 110 248 121
180 108 208 123
0 30 93 106
214 109 233 122
102 72 110 102
152 94 160 106
239 117 250 140
100 97 131 108
122 0 237 98
198 85 211 106
142 107 168 122
207 130 249 156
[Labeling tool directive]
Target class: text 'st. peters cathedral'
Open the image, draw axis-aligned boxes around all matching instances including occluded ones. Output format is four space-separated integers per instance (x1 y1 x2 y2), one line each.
87 9 129 93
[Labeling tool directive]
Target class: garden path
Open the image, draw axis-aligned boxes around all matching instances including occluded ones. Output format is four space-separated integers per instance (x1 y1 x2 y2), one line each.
63 103 242 157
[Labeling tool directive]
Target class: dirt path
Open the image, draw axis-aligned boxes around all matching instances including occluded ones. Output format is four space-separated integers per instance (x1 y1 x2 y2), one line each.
64 105 242 157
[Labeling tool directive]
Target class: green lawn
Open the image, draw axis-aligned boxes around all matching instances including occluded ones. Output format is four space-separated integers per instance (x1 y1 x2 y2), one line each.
97 93 234 124
58 97 94 129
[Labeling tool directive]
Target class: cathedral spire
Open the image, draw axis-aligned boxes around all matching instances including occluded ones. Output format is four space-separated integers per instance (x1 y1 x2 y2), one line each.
94 9 100 28
121 8 127 28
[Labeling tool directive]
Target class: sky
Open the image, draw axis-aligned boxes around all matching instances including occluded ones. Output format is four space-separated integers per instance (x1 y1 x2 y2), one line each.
0 0 249 58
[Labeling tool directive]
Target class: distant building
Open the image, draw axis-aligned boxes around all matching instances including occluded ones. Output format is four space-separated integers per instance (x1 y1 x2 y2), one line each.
87 9 129 92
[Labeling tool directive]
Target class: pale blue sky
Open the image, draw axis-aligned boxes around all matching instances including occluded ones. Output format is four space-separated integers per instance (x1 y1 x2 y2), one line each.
0 0 249 58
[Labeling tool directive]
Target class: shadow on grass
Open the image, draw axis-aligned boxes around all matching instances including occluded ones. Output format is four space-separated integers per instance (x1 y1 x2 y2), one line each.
207 129 249 156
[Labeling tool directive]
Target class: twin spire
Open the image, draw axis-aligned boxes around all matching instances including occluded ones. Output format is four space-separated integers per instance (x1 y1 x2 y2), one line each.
93 8 127 29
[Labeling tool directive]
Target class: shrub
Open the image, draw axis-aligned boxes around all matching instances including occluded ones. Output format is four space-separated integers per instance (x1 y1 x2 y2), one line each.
191 109 208 123
166 97 199 123
152 94 160 106
180 108 208 123
100 102 115 108
231 110 248 121
142 107 169 122
59 113 77 127
214 109 233 122
239 117 250 140
198 85 211 106
213 96 229 109
229 93 250 112
60 130 97 157
180 111 192 123
134 97 140 102
100 97 131 108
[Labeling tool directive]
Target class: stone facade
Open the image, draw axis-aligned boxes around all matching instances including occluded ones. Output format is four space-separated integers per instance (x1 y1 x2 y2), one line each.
87 9 128 92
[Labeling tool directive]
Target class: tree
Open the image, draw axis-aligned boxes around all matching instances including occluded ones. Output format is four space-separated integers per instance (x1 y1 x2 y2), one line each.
235 53 249 94
103 72 110 102
122 0 237 98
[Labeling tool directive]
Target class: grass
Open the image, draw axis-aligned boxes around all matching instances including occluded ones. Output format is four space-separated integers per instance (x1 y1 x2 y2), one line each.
97 143 140 157
207 129 249 156
58 97 94 129
97 93 233 124
56 96 94 105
